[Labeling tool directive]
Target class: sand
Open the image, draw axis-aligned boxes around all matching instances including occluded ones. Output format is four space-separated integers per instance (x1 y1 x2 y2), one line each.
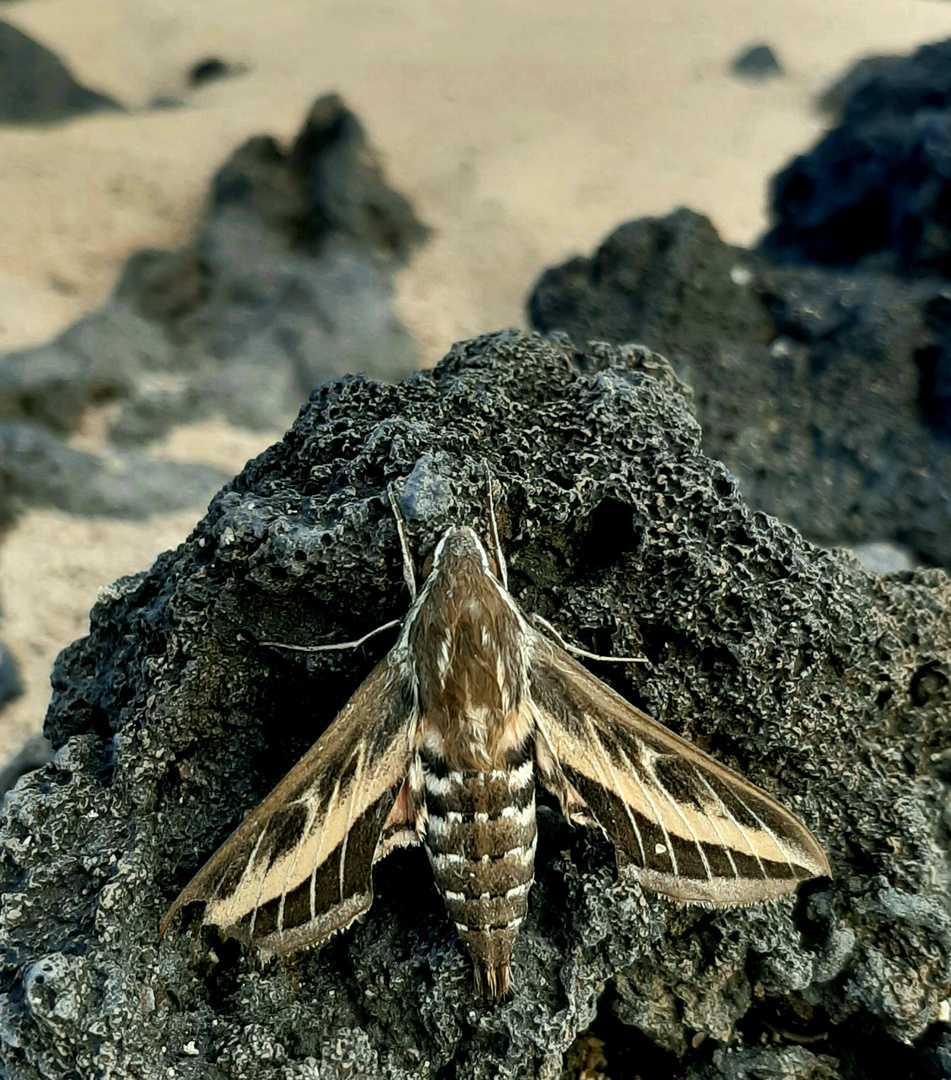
1 0 950 762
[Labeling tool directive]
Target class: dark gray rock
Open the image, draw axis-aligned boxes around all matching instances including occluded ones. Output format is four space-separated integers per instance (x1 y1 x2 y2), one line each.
2 331 949 1079
188 57 241 87
0 639 21 712
684 1045 840 1079
0 95 426 519
0 309 151 434
528 207 951 568
0 20 121 123
730 44 783 81
815 55 900 119
0 94 426 451
826 38 951 128
288 94 429 262
761 38 951 276
0 421 232 518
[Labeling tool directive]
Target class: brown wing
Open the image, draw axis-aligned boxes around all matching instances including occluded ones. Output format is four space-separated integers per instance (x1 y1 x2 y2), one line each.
529 637 830 905
161 653 419 958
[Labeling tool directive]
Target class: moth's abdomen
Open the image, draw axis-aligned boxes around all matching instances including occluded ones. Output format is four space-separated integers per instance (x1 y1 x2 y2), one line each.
423 755 536 998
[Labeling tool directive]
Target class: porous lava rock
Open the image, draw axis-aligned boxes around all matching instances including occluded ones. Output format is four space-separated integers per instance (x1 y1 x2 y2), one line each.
1 332 948 1078
529 207 951 568
0 94 425 520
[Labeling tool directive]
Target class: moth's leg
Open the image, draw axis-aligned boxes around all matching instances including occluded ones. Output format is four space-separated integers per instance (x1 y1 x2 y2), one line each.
256 484 413 656
482 462 508 589
387 483 418 601
258 619 402 653
531 613 648 664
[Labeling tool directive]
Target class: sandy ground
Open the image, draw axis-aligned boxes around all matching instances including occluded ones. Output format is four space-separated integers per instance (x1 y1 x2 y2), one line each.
1 0 951 763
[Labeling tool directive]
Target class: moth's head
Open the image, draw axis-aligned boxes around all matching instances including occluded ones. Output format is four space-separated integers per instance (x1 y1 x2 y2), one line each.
428 526 500 582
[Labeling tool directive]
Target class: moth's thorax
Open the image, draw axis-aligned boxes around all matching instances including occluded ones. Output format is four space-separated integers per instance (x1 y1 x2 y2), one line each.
409 527 530 771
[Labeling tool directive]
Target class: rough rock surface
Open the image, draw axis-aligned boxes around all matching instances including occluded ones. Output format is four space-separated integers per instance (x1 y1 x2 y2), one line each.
0 94 425 519
529 208 951 568
2 331 949 1079
0 20 121 123
761 38 951 276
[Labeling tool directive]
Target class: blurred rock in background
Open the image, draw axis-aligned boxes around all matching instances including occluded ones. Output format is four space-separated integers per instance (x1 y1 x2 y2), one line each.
187 57 244 88
763 38 951 275
0 639 21 711
0 92 427 788
0 92 427 526
0 20 122 124
530 38 951 571
729 43 784 82
0 733 49 799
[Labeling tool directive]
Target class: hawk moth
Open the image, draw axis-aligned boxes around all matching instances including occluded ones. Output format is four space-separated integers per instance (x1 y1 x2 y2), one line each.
162 487 830 998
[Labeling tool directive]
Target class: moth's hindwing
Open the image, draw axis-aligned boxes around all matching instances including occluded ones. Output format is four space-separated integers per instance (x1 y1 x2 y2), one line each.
530 636 830 905
161 655 417 958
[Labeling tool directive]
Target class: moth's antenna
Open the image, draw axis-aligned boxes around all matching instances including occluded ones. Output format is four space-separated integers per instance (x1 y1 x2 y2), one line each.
387 483 418 601
258 619 402 653
483 463 507 589
531 613 648 664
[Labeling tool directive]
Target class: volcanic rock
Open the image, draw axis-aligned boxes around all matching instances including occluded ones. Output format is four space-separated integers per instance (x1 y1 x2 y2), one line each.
529 207 951 568
762 38 951 276
2 332 948 1078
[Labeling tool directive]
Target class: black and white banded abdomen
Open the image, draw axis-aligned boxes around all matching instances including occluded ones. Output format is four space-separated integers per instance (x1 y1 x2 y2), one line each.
422 754 537 997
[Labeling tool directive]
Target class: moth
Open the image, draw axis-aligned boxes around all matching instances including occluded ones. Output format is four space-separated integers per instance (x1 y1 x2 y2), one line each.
161 485 830 998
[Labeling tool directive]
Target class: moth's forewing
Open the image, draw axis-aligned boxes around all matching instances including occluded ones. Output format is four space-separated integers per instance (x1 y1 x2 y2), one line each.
529 636 830 905
161 655 417 957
